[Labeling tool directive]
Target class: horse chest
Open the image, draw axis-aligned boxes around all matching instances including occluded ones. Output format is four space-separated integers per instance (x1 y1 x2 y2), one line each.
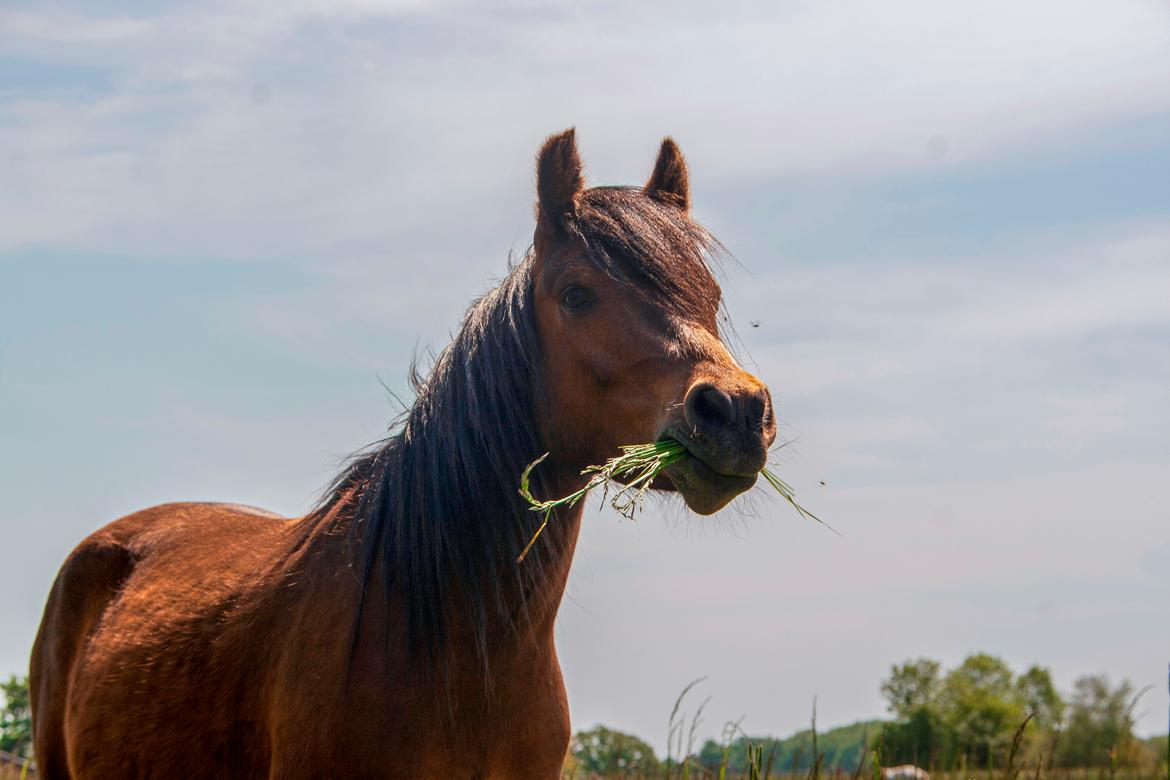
252 613 570 778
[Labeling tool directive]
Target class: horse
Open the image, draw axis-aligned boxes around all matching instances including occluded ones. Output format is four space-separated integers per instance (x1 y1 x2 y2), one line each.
30 129 777 779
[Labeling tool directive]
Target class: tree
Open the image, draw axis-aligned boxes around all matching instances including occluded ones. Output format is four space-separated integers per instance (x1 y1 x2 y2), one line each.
0 674 32 758
882 707 949 766
1015 665 1065 729
571 725 660 776
1057 675 1138 768
880 658 946 764
938 653 1026 763
879 656 1069 767
881 659 942 720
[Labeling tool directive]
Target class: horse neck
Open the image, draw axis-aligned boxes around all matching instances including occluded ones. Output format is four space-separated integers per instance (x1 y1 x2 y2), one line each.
505 471 587 637
403 436 589 656
318 444 588 684
318 302 595 674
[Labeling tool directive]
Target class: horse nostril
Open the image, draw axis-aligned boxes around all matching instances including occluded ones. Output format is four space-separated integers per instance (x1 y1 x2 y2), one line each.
747 395 767 431
685 382 736 431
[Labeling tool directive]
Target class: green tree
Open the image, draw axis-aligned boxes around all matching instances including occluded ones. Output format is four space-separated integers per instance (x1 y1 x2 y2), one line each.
1056 675 1138 767
937 653 1025 764
882 707 949 766
571 725 659 776
880 658 946 764
1014 665 1065 729
881 658 942 719
0 674 32 758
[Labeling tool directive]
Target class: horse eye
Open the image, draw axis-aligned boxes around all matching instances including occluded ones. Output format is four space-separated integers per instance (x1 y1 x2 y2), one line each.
559 285 594 312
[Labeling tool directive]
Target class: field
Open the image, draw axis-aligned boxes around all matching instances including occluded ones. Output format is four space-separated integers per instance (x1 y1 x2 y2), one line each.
561 682 1169 780
0 751 32 780
1 732 1165 779
566 770 1168 780
560 729 1169 780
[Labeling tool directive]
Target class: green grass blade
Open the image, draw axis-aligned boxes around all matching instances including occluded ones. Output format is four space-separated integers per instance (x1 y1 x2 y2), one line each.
761 467 840 536
517 438 832 562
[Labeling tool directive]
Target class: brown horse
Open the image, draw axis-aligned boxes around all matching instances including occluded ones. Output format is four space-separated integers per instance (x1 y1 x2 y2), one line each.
30 129 776 779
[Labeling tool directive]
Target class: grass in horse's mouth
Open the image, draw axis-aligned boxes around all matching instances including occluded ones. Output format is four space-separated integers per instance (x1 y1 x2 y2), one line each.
516 438 832 563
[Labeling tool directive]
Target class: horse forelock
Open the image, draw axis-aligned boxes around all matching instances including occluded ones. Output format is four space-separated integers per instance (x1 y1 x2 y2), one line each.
572 186 724 327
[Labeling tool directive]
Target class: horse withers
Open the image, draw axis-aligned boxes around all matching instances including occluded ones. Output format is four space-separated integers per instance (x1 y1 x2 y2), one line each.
30 129 776 779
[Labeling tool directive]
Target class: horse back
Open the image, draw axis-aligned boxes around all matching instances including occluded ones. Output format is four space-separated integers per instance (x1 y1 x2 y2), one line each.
30 501 293 779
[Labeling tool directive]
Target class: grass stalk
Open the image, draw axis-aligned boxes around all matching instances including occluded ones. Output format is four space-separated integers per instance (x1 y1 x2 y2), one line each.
517 437 832 562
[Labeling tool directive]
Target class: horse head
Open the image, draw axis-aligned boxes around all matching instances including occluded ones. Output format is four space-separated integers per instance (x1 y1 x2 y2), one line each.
530 128 776 514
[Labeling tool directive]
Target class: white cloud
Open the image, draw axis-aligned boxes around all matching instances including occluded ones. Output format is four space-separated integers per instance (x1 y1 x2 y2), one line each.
943 229 1170 340
0 9 154 45
717 220 1170 502
2 1 1169 257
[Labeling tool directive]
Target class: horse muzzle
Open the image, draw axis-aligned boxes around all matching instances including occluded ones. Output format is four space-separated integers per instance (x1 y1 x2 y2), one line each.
658 378 777 514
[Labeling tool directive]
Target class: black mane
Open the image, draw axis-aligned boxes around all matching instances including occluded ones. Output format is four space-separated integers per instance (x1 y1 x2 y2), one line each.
315 256 552 674
313 186 720 677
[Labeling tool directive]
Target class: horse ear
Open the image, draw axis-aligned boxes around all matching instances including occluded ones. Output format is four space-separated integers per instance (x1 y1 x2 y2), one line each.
535 128 584 232
644 137 690 211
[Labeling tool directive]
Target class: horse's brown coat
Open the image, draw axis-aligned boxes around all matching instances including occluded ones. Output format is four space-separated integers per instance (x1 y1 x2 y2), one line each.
30 130 776 779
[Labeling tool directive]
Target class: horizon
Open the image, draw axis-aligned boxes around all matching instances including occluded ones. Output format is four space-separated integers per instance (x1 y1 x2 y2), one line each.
2 0 1168 758
567 656 1168 754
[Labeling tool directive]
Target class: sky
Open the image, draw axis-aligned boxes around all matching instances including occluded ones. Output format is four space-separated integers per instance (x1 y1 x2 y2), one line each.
1 0 1169 753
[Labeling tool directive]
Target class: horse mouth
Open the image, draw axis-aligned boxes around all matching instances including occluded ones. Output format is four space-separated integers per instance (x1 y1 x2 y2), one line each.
659 442 759 515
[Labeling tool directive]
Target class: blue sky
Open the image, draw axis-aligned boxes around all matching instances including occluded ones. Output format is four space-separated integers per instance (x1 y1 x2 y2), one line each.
2 0 1168 751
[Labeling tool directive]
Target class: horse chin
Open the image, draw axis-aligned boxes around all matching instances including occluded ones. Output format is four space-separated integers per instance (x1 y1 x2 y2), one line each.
661 456 758 515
